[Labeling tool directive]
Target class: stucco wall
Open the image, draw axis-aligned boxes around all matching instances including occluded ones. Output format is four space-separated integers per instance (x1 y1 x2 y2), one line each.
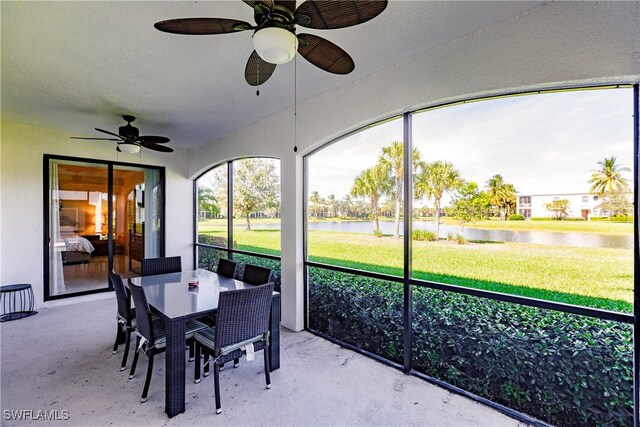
187 1 639 331
0 120 192 307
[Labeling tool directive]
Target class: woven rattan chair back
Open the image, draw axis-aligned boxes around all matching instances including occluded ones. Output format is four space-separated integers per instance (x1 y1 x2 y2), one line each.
109 271 132 321
141 256 182 277
214 282 274 356
128 280 156 344
241 264 272 285
216 258 237 278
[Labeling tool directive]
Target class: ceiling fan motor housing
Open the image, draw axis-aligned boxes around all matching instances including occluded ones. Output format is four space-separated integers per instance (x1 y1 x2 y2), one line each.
255 4 296 29
119 115 139 139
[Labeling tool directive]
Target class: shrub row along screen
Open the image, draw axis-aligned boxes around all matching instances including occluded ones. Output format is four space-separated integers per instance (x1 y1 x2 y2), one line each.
412 286 632 426
305 86 635 426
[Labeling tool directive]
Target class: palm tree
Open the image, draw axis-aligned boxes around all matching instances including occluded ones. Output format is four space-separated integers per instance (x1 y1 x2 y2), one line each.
378 141 421 238
485 174 515 220
197 186 219 220
415 160 461 238
351 164 391 235
309 191 325 218
339 194 354 218
327 194 337 218
589 157 630 217
503 183 517 217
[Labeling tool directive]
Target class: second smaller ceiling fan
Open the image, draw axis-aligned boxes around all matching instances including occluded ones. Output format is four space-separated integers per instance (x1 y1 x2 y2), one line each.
71 115 174 153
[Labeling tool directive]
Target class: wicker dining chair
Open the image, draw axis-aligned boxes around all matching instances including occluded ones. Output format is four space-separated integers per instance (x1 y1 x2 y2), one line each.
109 271 136 371
127 280 207 402
241 264 272 285
141 256 182 277
216 258 237 278
199 258 239 328
193 282 274 414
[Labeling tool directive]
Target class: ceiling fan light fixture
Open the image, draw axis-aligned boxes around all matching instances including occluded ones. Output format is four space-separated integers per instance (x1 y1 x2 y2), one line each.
119 142 140 154
253 27 298 64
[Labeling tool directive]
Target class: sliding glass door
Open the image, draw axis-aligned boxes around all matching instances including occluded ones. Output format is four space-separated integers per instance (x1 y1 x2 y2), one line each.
44 156 165 300
111 165 164 276
48 160 109 297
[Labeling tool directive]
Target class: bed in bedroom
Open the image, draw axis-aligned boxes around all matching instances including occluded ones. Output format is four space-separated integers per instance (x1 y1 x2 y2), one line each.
59 226 95 265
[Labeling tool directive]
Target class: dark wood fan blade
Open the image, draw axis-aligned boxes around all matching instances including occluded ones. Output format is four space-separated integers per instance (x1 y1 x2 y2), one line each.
295 0 387 29
70 137 120 141
245 50 277 86
274 1 296 12
138 135 170 144
242 0 274 10
140 142 174 153
95 128 124 138
154 18 252 35
297 34 354 74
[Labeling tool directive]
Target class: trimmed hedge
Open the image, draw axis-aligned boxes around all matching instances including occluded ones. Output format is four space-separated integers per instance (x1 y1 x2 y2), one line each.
509 214 525 221
590 216 634 223
531 217 586 221
197 235 227 271
610 216 634 223
308 267 633 427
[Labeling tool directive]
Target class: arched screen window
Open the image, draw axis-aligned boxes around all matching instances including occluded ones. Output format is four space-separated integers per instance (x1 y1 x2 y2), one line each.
195 158 281 290
304 85 637 427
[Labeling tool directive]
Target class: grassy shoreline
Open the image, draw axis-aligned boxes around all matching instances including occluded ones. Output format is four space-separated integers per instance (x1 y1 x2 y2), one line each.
198 227 633 312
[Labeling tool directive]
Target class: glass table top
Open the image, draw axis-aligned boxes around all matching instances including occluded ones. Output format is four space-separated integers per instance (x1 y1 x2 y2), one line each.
129 269 249 319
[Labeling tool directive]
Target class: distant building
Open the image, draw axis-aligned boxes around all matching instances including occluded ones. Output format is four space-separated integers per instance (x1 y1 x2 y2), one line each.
517 193 603 220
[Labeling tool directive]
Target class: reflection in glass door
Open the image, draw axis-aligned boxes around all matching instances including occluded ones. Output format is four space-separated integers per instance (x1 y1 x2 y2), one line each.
112 166 163 277
45 157 164 300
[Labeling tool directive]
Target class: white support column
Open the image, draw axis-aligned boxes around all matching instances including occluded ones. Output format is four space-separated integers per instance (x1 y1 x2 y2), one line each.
279 150 305 331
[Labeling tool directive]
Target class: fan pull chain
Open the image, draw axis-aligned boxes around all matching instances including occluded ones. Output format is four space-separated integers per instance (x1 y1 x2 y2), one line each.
293 54 297 153
256 60 260 96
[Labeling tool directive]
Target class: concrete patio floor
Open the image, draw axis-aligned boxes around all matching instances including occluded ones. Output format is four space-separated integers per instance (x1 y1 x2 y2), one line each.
1 297 528 426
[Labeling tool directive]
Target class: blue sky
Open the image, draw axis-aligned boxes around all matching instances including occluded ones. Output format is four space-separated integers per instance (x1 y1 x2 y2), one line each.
308 87 634 203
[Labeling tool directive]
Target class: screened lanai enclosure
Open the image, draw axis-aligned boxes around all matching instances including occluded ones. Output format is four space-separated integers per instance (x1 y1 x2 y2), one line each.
196 85 639 426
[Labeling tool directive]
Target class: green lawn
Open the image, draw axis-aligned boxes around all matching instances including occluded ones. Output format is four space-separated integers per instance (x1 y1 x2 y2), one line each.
308 231 632 312
198 225 282 256
198 222 633 313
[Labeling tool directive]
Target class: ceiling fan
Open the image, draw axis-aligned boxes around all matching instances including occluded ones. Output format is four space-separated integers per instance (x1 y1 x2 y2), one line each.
70 115 173 154
154 0 388 89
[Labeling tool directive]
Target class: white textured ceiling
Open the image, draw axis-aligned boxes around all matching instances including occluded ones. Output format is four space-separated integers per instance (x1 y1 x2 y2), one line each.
1 1 543 149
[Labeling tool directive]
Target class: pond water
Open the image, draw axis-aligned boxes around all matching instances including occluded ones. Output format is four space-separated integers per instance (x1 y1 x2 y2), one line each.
254 220 633 249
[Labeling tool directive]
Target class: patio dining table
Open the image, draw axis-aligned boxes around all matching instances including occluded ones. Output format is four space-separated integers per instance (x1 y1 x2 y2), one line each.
129 268 280 418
